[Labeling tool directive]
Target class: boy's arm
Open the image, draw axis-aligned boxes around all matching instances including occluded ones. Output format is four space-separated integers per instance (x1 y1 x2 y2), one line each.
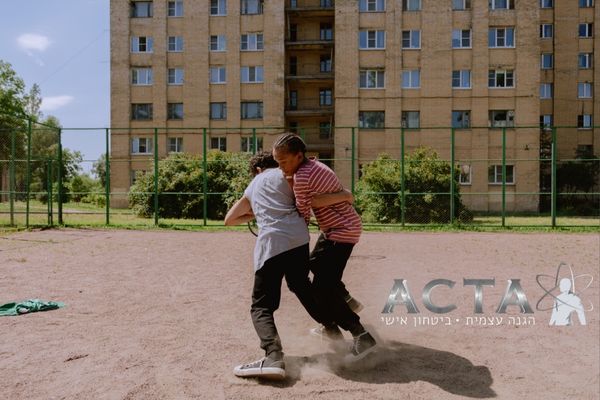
294 175 312 224
312 188 353 208
224 196 254 225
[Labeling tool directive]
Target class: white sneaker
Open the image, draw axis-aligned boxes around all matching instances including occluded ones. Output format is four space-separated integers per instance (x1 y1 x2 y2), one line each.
233 357 285 380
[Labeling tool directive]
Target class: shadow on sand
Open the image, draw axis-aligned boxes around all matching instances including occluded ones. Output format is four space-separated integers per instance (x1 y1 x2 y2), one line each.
260 340 496 398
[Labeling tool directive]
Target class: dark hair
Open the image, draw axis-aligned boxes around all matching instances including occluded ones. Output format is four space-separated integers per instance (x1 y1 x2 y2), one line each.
249 151 278 176
272 133 307 156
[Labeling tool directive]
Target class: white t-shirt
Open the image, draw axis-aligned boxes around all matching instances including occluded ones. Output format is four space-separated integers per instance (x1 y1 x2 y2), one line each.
244 168 309 271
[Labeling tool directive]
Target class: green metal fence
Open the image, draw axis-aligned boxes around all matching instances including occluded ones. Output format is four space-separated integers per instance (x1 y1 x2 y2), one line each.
0 120 598 229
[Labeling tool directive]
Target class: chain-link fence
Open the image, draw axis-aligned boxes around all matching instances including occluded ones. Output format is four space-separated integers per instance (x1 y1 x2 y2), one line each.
0 118 598 229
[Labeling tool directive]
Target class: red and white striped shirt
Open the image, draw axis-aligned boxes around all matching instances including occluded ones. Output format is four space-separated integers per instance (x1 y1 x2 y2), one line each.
294 159 362 244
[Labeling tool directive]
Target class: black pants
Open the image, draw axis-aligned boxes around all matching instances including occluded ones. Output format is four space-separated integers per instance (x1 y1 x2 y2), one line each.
250 243 324 356
309 234 363 335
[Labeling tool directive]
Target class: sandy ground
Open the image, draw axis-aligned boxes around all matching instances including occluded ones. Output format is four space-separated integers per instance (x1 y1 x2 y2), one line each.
0 228 599 400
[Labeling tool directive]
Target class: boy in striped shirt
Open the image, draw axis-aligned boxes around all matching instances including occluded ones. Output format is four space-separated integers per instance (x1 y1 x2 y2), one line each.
273 134 377 362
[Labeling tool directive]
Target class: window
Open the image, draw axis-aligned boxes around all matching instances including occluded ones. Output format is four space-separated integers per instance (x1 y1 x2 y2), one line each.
539 0 553 8
459 164 472 185
241 137 264 152
131 137 153 154
320 55 332 72
489 110 515 127
452 29 471 48
319 122 332 139
168 68 184 85
131 68 153 85
402 111 420 128
211 0 226 15
131 2 153 17
210 102 227 120
359 30 386 49
320 89 333 106
402 70 420 88
359 111 385 128
488 165 514 184
241 102 263 119
490 0 514 9
452 111 471 128
402 30 421 49
320 23 333 41
241 66 264 83
289 121 298 133
359 69 385 88
540 24 553 38
541 53 553 69
241 0 263 15
290 24 298 41
489 28 515 47
168 1 183 17
579 23 593 38
211 137 227 151
131 104 153 120
580 0 594 7
210 66 226 83
402 0 421 11
359 0 386 12
488 70 515 88
168 36 184 52
210 35 226 51
540 114 553 130
579 53 593 69
131 36 154 53
289 90 297 109
167 103 183 120
452 70 471 88
241 33 263 50
578 82 593 98
321 0 333 7
452 0 471 10
578 114 593 128
130 170 144 185
289 56 297 75
168 137 183 153
540 83 553 99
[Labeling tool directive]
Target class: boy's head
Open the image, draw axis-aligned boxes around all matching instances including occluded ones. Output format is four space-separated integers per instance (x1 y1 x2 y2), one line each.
249 151 279 176
272 133 307 177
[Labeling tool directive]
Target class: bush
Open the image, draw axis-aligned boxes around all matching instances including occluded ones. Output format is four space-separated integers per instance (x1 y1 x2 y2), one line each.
128 151 252 219
355 148 472 223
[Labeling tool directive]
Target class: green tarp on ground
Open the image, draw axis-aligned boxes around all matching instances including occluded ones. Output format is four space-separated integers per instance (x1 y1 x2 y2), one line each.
0 299 65 316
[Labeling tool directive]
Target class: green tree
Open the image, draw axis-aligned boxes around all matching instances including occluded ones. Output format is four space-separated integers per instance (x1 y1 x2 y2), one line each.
92 153 107 187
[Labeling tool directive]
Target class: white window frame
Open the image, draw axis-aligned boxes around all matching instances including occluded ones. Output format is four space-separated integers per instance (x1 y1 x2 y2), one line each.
452 110 471 129
168 36 184 52
131 2 153 18
359 69 385 89
210 102 227 120
131 67 153 85
241 33 264 51
131 36 154 53
211 137 227 151
241 66 264 83
359 0 386 12
210 66 227 84
540 114 553 130
359 111 385 129
168 0 184 17
241 0 263 15
489 165 515 184
490 0 514 10
167 103 184 120
210 35 227 51
403 0 421 11
402 30 421 49
131 104 153 120
489 27 515 48
579 23 593 38
489 110 515 127
131 137 153 154
167 68 184 85
578 82 593 98
241 102 263 120
580 0 594 7
452 29 472 48
459 164 472 185
540 24 553 39
401 111 420 128
168 137 183 153
541 53 554 69
540 83 553 99
402 70 420 89
488 70 515 88
578 114 593 129
452 0 471 10
452 70 471 89
241 137 264 152
539 0 553 8
359 30 386 49
210 0 227 15
579 53 593 69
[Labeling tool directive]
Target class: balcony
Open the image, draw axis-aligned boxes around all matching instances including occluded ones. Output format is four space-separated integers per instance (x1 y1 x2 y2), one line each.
286 62 334 82
286 0 334 16
286 98 334 116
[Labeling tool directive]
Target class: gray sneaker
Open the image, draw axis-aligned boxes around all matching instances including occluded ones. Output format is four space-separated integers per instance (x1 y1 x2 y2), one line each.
233 354 285 380
309 324 345 342
343 331 377 363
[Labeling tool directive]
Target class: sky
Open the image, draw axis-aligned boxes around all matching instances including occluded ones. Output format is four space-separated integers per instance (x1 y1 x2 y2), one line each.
0 0 110 172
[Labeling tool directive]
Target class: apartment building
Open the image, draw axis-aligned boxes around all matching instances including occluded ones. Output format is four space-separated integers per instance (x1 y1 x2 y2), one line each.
110 0 599 211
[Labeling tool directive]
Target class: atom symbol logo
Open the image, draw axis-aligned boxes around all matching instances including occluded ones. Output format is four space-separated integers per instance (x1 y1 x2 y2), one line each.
536 262 594 326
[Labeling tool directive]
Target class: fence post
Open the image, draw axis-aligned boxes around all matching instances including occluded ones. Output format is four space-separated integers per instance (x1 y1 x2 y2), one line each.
47 160 52 226
401 127 405 227
57 128 64 225
551 127 557 228
105 128 110 225
153 127 159 226
203 127 208 226
48 159 53 226
351 127 356 194
25 119 31 228
501 127 506 228
252 127 257 155
9 128 15 226
450 128 455 225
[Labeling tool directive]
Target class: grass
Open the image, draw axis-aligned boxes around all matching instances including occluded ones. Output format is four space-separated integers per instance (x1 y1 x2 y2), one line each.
0 200 598 233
